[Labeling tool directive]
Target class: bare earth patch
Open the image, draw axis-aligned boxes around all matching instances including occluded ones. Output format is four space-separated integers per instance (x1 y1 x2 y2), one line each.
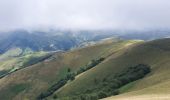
103 94 170 100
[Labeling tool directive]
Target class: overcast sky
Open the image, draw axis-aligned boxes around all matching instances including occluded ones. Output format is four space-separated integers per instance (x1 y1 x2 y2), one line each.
0 0 170 31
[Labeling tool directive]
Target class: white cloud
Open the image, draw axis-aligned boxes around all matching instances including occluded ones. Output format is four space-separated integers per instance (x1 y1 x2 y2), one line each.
0 0 170 31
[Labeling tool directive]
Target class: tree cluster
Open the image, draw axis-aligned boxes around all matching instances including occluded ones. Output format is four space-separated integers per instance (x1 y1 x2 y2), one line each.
58 64 151 100
37 57 105 100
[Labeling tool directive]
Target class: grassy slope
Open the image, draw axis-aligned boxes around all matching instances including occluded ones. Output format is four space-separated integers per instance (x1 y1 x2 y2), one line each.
102 38 170 100
54 38 170 100
103 80 170 100
106 38 170 100
47 40 142 98
0 48 50 78
0 39 138 100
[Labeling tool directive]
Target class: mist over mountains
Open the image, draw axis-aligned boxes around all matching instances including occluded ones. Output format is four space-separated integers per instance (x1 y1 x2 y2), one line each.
0 29 170 54
0 30 118 54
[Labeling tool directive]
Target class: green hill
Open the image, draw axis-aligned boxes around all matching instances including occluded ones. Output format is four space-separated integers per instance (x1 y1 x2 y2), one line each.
0 48 52 78
0 39 138 100
102 38 170 100
1 38 170 100
50 38 170 100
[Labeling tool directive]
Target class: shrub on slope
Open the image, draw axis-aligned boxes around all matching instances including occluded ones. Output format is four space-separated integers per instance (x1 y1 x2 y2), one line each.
57 64 150 100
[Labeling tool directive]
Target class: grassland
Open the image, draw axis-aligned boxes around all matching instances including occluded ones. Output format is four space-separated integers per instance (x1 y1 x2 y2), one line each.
0 48 52 78
103 39 170 100
48 38 170 100
0 39 140 100
1 38 170 100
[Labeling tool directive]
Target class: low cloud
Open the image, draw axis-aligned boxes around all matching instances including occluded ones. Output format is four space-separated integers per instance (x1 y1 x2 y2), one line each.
0 0 170 31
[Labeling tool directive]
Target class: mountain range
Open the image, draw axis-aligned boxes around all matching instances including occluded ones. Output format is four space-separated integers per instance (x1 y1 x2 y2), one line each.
1 29 170 54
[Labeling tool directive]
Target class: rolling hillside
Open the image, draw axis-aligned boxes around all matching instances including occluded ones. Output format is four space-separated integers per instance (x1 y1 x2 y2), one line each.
102 38 170 100
49 38 170 100
0 38 170 100
0 39 137 100
0 47 52 79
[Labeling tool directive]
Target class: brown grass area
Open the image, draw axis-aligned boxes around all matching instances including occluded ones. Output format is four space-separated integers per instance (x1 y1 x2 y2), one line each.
0 40 133 100
56 39 170 99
